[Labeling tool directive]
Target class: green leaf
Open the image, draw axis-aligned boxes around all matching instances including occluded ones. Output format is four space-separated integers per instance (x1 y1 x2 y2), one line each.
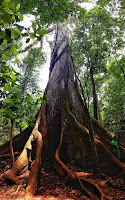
18 13 23 21
37 29 48 35
11 28 19 39
2 51 12 58
3 65 9 70
4 83 12 92
4 0 10 2
8 84 12 92
29 97 33 103
30 33 36 39
8 1 15 11
11 73 16 80
3 72 10 75
16 3 20 11
2 0 9 11
2 8 11 24
1 30 6 36
12 14 15 20
3 39 7 43
0 19 4 24
32 21 36 32
12 46 17 55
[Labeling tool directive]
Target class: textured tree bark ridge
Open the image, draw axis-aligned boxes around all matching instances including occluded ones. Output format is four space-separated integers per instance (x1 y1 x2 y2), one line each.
1 24 125 199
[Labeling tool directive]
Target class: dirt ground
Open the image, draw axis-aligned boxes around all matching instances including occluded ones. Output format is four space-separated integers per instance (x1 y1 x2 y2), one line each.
0 159 125 200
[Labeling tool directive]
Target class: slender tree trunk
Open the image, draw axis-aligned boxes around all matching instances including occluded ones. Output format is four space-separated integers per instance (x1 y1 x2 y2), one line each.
10 119 14 166
90 68 98 120
90 68 102 124
97 104 103 125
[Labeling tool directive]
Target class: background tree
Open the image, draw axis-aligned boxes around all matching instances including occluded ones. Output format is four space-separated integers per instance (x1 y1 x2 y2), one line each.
71 4 125 126
18 47 46 95
100 56 125 144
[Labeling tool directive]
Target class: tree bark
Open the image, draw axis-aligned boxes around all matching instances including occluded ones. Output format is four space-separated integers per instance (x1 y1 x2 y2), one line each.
10 119 14 166
90 68 103 124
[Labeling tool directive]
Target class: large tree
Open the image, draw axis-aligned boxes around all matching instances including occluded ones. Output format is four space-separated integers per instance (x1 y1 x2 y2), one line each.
71 5 124 124
1 24 125 200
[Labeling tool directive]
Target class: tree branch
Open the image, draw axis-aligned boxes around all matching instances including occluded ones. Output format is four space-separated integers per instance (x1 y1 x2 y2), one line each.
18 25 56 54
14 23 30 31
18 39 40 53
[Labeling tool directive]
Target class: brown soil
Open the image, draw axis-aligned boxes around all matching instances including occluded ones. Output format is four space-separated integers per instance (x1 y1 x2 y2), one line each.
0 160 125 200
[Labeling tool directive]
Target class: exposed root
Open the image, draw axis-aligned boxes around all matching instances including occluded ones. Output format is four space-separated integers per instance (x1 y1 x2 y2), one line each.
1 105 43 198
15 179 24 193
2 169 19 184
0 175 6 182
24 105 44 198
0 152 20 160
55 125 111 200
2 147 28 184
75 172 93 178
25 131 43 198
75 176 95 199
4 165 11 172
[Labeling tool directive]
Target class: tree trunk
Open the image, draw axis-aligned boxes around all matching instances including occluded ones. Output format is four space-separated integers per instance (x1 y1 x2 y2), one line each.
10 119 14 166
2 24 125 199
90 68 103 124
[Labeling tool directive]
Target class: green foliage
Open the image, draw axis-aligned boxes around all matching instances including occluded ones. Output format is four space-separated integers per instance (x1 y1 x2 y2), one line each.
71 4 125 135
100 56 125 134
0 0 23 95
0 85 43 144
72 6 118 73
71 6 116 113
13 0 78 25
0 65 20 98
0 47 46 144
97 0 112 6
19 48 46 94
97 0 125 9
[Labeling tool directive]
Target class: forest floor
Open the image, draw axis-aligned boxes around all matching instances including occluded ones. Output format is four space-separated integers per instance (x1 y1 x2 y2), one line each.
0 159 125 200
